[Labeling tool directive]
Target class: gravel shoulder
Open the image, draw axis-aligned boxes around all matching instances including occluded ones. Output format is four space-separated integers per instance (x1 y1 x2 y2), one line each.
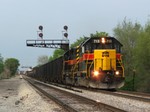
48 83 150 112
75 89 150 112
0 75 65 112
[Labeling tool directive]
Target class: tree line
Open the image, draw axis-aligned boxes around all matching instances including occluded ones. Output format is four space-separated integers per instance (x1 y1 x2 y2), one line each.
0 55 20 79
114 19 150 93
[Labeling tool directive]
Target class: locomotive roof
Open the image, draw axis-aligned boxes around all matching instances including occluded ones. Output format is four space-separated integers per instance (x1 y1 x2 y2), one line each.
64 36 122 55
80 36 123 47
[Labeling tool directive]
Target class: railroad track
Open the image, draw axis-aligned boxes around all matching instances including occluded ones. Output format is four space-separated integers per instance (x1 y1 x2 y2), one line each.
117 90 150 98
24 77 125 112
65 86 150 103
87 89 150 103
42 81 150 103
114 90 150 102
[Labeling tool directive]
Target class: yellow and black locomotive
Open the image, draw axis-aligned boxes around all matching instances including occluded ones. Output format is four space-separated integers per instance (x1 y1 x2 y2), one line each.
63 37 124 89
29 37 124 89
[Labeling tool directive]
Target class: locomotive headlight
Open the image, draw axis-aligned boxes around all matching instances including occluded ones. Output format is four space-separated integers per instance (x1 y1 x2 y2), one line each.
93 71 99 76
101 37 106 44
115 71 120 75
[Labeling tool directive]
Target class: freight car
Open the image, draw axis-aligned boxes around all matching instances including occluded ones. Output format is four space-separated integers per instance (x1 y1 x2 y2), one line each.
29 37 124 89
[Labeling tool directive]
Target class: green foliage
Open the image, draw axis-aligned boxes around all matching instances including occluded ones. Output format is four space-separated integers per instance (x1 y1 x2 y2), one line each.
0 54 3 63
4 58 20 76
0 63 4 74
71 31 109 48
114 18 150 93
70 37 85 48
134 22 150 93
0 54 4 74
121 78 134 91
90 31 108 37
113 19 141 91
49 49 64 61
37 55 49 66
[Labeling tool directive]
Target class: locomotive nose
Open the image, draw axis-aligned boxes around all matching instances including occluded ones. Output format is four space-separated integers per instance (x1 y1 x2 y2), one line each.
94 49 116 71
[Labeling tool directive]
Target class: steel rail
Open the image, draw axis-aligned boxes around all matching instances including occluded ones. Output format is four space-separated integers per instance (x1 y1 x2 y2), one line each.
24 77 125 112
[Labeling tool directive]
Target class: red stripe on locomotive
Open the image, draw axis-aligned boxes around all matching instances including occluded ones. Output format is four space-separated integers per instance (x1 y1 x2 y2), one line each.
83 53 94 60
116 53 122 60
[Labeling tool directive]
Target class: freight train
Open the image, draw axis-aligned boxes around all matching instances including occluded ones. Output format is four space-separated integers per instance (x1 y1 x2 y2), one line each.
28 37 124 89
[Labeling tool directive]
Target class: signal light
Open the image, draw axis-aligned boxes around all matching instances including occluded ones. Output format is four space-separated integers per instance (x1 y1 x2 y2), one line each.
38 25 43 38
39 33 43 38
39 25 43 31
64 25 68 31
64 33 68 38
62 25 68 38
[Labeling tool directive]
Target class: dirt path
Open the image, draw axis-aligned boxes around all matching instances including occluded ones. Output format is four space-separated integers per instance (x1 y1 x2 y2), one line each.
0 75 65 112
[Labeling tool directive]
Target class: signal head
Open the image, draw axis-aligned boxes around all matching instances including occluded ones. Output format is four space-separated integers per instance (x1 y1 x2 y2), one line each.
39 25 43 31
39 33 43 38
64 33 68 38
64 25 68 31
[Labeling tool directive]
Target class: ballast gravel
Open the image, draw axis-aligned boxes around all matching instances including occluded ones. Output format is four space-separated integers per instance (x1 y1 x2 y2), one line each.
0 76 65 112
48 84 150 112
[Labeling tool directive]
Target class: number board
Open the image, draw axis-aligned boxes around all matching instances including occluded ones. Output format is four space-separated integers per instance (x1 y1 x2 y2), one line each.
93 38 112 44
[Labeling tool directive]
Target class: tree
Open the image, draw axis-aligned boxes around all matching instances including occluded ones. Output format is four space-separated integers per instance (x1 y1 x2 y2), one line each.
0 54 3 63
70 37 85 48
37 55 49 65
90 31 108 37
49 49 64 61
135 21 150 92
4 58 20 76
0 63 4 74
113 19 142 91
0 54 4 74
70 32 109 48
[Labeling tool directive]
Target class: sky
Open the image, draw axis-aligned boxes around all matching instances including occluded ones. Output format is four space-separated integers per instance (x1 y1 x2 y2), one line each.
0 0 150 70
